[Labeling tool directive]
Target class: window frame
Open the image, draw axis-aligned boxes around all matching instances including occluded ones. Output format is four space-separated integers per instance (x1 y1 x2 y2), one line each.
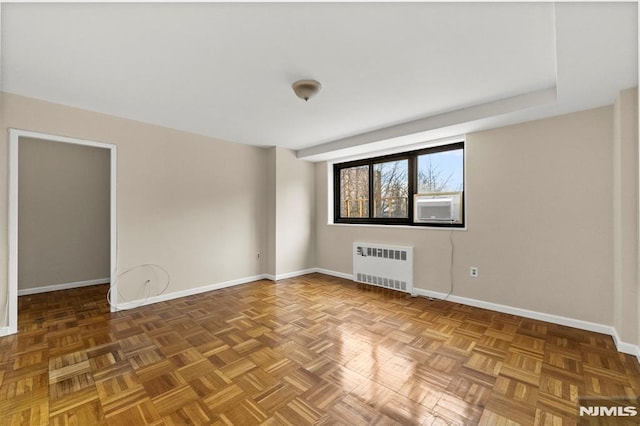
333 141 465 228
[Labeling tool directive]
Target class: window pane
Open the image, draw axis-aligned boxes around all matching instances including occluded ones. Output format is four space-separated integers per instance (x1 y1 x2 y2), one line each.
373 159 408 218
340 165 369 218
417 149 464 194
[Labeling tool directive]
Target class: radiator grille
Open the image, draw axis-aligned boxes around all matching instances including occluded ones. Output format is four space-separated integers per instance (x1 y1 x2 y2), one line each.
353 243 413 294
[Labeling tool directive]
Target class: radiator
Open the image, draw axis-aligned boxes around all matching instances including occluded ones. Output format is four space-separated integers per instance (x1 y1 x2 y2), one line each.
353 242 414 294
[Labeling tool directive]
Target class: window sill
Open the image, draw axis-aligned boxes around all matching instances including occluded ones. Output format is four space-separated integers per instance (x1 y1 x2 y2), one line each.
326 222 468 231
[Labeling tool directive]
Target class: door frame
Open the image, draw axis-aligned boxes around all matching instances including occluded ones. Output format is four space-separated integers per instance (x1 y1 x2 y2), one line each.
7 128 118 335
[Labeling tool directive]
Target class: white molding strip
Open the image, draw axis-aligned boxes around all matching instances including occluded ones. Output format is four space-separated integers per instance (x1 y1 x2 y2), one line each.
611 328 640 361
314 268 353 280
115 268 336 310
0 327 10 337
413 288 613 335
8 131 19 335
264 268 337 282
275 268 318 281
17 278 110 296
115 274 269 310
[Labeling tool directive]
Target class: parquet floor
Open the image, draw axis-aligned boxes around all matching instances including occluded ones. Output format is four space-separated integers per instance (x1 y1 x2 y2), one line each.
1 274 640 425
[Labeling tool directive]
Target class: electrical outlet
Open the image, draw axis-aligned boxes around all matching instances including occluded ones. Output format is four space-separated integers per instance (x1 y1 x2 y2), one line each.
470 267 479 277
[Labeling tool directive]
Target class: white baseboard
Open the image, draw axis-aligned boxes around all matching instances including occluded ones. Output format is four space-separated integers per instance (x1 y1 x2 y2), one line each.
115 274 268 310
18 277 110 296
611 328 640 361
274 268 318 281
313 268 353 280
413 288 612 335
0 327 10 337
263 268 326 281
116 268 330 310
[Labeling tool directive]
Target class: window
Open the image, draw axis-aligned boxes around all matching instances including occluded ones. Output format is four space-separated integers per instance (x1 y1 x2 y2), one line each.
373 159 408 218
333 141 464 227
339 165 369 218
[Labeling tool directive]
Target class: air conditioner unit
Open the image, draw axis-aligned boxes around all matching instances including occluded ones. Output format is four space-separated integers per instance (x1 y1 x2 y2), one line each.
414 192 462 223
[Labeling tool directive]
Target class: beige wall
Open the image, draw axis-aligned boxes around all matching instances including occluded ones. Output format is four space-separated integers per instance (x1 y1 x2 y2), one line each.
18 137 110 289
316 106 614 325
263 147 316 277
613 88 639 344
274 147 315 276
0 92 267 319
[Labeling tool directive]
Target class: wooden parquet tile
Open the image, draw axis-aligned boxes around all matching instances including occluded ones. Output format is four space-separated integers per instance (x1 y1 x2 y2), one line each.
2 274 640 425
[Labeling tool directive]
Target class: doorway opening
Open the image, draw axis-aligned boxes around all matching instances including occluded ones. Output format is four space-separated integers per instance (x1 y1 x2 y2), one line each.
7 129 117 335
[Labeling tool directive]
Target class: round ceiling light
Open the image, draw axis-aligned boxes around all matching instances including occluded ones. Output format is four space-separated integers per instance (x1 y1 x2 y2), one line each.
292 79 322 102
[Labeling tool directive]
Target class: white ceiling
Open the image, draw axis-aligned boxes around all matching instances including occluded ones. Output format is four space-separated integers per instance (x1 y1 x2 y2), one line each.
1 2 637 161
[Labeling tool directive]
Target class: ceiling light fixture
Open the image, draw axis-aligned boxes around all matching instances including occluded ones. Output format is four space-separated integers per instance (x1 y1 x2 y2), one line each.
292 79 322 102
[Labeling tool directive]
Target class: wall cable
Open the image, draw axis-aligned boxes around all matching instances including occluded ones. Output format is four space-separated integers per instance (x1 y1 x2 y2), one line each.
444 227 455 300
107 263 170 310
104 158 170 310
420 227 455 302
